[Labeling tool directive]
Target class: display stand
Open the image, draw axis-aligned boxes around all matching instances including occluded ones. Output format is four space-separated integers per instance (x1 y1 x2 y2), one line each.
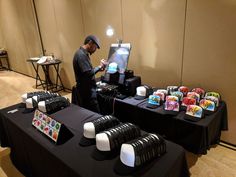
27 58 45 89
39 59 65 92
32 109 73 145
27 58 65 92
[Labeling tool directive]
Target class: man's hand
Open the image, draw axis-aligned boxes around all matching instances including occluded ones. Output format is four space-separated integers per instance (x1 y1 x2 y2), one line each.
99 59 108 71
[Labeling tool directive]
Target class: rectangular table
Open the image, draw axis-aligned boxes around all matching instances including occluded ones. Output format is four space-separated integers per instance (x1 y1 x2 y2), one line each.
0 103 189 177
114 97 228 154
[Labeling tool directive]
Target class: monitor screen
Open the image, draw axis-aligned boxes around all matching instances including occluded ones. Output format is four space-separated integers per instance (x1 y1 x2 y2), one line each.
106 43 131 74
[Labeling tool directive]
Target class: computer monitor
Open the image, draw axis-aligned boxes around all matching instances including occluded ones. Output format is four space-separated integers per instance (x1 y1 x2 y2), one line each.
106 43 131 74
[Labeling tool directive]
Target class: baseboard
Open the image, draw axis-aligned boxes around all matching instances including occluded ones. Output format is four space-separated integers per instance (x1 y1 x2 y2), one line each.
219 140 236 151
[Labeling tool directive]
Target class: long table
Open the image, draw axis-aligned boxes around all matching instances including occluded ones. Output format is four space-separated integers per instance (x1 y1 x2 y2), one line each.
114 97 228 154
0 103 189 177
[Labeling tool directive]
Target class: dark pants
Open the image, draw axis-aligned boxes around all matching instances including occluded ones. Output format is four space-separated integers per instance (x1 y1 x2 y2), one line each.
71 85 100 113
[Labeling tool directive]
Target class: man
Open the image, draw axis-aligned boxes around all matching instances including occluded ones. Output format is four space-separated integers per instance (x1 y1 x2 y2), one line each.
73 35 107 113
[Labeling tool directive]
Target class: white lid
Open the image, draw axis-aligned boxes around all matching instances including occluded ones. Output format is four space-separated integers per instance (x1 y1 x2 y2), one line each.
136 86 146 97
120 144 135 167
96 132 110 151
83 122 95 139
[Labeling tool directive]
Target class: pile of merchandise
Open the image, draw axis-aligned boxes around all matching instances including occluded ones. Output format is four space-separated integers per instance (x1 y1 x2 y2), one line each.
21 91 70 113
134 85 221 121
83 115 166 167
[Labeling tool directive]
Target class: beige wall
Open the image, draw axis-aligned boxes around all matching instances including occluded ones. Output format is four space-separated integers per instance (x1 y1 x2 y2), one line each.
122 0 186 87
183 0 236 144
0 0 41 75
0 0 5 46
81 0 123 76
0 27 4 48
1 0 235 144
0 1 5 48
34 0 84 87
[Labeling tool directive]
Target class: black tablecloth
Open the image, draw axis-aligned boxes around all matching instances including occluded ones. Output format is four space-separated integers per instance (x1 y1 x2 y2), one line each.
0 103 189 177
114 97 228 154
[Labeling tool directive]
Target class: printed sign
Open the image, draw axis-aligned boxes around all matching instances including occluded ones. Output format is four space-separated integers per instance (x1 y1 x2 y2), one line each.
186 105 203 118
199 99 216 111
166 95 179 102
153 91 165 101
164 100 179 112
32 109 61 143
156 89 168 95
178 86 189 96
148 95 161 106
187 92 200 103
171 91 183 101
181 97 197 107
204 96 219 107
192 88 205 98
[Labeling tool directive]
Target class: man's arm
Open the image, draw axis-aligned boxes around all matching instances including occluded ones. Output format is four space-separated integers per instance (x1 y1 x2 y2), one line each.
93 59 107 74
94 66 102 74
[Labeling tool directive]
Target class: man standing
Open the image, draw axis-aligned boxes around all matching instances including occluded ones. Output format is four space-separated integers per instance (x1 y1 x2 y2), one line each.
73 35 107 113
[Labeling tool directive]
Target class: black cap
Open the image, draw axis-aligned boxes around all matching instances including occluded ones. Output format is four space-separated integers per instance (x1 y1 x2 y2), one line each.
85 35 100 49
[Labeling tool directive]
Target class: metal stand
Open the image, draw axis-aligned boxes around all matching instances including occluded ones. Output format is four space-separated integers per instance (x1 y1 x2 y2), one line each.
0 54 10 71
27 59 65 92
27 59 45 89
39 60 65 92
